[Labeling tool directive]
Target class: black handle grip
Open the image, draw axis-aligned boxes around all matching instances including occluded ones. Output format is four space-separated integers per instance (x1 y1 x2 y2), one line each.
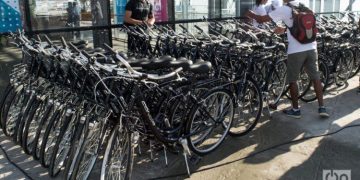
194 25 203 32
81 50 91 59
60 37 68 48
43 34 53 45
103 43 116 55
179 24 188 32
68 42 80 53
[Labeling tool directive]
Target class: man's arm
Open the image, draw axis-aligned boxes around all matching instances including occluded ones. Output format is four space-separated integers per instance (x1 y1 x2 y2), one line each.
147 5 155 25
124 11 143 25
147 15 155 25
245 10 272 24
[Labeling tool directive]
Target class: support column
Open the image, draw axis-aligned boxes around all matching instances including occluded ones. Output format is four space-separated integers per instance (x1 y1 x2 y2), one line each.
208 0 220 19
167 0 175 29
235 0 253 17
91 0 111 48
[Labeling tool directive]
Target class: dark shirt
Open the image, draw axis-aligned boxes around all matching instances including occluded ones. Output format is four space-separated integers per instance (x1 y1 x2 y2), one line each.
125 0 153 25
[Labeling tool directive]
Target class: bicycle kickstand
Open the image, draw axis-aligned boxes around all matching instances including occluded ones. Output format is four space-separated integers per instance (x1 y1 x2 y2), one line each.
180 138 191 176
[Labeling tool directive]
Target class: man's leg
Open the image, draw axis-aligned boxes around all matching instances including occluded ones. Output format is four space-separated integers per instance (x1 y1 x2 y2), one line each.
304 50 329 118
289 82 299 109
283 52 306 118
313 79 324 107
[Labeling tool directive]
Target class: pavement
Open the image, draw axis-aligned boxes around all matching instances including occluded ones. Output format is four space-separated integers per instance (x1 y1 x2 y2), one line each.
0 45 360 180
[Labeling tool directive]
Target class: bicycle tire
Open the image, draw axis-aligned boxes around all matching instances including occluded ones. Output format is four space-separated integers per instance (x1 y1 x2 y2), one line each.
48 109 77 177
70 119 104 180
63 116 88 180
0 83 12 128
21 98 41 154
39 107 63 167
301 60 330 103
100 125 134 180
185 88 234 156
2 87 24 137
32 101 54 160
268 60 287 105
15 93 36 144
229 77 263 137
0 84 13 128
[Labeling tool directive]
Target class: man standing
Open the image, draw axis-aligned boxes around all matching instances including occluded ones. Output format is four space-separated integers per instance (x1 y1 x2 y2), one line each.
124 0 155 51
246 0 329 118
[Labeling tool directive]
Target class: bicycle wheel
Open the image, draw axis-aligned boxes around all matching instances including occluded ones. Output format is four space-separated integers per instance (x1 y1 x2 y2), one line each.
0 83 12 128
70 119 105 180
0 84 14 128
63 116 88 180
21 98 42 154
229 77 263 136
2 87 25 137
32 101 55 160
301 60 329 102
284 67 312 100
349 48 360 78
186 88 234 156
268 60 287 105
100 125 133 180
49 108 78 177
15 93 36 143
39 106 67 167
335 50 354 86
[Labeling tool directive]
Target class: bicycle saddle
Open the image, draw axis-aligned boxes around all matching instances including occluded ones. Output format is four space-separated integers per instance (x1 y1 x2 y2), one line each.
187 61 212 74
139 56 175 70
71 40 88 46
168 57 193 69
341 31 352 38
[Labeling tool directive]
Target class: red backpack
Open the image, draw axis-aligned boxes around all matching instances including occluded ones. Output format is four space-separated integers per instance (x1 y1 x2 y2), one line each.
287 3 318 44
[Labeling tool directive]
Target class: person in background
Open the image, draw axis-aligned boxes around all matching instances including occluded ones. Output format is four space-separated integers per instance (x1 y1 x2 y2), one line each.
245 0 329 119
124 0 155 51
266 0 282 13
66 2 74 27
73 1 81 38
252 0 268 27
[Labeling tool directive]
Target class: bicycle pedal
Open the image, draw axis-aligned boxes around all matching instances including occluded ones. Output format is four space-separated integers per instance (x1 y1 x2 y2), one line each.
268 103 277 110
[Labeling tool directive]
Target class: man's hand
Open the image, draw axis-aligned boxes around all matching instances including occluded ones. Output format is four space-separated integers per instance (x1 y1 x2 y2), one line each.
245 10 256 20
146 18 155 26
274 26 286 34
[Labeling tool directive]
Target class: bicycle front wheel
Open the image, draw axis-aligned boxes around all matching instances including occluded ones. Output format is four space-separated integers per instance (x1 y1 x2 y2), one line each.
229 77 263 136
101 125 133 180
186 88 234 156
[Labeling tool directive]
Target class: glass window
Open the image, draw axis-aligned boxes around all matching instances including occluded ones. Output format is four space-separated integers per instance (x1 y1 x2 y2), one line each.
353 0 360 11
221 0 236 18
175 0 209 20
42 30 94 46
338 0 350 11
30 0 110 30
111 0 127 24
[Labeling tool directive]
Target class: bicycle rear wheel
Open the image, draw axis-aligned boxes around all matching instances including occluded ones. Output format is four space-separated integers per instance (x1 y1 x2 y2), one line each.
301 60 330 102
268 60 287 105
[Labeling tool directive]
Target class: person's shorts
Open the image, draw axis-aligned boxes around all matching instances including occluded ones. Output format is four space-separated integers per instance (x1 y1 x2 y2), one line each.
286 49 320 83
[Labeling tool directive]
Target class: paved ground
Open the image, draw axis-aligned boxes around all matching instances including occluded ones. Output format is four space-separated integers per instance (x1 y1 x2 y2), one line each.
0 45 360 180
